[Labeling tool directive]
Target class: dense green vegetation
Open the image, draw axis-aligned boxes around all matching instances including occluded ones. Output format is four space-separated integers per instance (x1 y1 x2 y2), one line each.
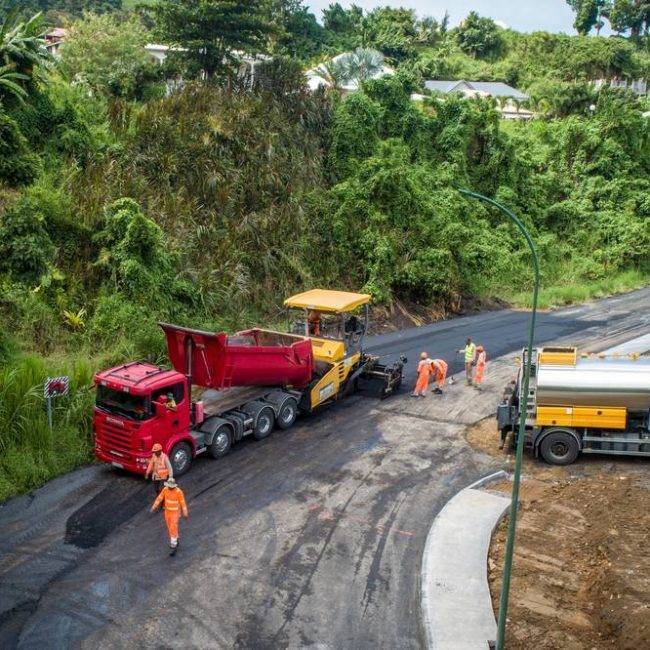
0 2 648 500
567 1 649 36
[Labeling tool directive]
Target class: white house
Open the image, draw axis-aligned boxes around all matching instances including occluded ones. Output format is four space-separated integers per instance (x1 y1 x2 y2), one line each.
592 78 648 96
145 43 176 65
423 79 534 120
145 44 270 85
44 28 68 57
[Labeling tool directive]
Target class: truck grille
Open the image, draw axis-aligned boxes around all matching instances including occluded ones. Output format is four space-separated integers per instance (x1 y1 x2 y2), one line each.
96 420 133 452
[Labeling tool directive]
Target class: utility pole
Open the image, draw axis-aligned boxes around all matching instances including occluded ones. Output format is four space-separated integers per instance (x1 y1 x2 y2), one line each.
457 188 540 650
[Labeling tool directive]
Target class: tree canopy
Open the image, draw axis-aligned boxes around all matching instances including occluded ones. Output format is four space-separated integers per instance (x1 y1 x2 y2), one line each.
455 11 504 59
59 12 156 99
150 0 274 79
566 0 650 35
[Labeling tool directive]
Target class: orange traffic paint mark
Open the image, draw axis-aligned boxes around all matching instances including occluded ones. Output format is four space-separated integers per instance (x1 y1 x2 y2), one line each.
307 503 414 537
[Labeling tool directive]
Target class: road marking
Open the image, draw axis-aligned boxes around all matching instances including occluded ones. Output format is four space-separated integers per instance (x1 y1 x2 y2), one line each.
308 503 414 537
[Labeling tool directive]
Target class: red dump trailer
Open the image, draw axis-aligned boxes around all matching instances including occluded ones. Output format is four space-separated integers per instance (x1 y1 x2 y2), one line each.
160 324 315 389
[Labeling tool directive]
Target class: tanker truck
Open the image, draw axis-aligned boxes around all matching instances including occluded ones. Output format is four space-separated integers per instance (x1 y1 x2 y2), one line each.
497 346 650 465
93 289 406 477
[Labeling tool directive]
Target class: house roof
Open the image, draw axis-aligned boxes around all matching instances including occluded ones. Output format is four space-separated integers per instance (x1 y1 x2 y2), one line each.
424 80 468 94
424 80 528 100
46 27 67 39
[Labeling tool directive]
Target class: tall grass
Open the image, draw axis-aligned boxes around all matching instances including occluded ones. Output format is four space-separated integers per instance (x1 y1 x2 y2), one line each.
0 354 95 502
507 268 650 310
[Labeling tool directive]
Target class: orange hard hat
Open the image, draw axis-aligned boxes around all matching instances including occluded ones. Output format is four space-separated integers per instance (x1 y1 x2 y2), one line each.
152 443 163 452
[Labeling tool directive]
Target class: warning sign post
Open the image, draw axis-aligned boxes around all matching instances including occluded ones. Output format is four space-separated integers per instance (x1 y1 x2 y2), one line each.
44 376 70 430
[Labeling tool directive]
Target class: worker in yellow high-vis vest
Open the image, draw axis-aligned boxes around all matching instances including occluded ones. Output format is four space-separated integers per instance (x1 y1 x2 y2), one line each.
458 338 476 385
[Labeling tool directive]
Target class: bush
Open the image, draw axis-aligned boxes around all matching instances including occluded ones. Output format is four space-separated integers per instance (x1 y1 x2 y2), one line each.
0 112 41 186
329 92 381 178
0 196 55 281
86 292 167 361
528 79 596 117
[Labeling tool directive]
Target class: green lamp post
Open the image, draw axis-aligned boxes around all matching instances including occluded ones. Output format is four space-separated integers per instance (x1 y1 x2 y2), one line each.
458 187 540 650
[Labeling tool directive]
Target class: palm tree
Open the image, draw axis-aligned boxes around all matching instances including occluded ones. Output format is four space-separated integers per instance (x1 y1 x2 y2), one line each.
343 48 385 86
314 48 384 93
314 58 350 92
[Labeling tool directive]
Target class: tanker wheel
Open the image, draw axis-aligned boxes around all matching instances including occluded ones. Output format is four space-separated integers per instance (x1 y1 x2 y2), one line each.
276 399 298 430
539 429 580 466
253 407 275 440
170 442 192 476
208 425 232 459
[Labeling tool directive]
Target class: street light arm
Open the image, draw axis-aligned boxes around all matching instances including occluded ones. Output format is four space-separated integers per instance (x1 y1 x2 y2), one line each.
457 186 540 650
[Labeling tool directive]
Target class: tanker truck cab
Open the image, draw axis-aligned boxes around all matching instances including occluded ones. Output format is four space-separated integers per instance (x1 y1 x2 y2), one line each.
498 346 650 465
93 362 195 476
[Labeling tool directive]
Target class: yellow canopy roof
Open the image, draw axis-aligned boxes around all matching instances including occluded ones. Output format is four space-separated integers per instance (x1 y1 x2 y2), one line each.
284 289 371 313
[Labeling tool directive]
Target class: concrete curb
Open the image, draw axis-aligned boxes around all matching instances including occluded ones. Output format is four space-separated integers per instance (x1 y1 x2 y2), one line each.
465 470 509 491
421 473 511 649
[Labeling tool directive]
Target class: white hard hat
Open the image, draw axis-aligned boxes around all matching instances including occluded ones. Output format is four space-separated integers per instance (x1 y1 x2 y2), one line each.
164 478 177 488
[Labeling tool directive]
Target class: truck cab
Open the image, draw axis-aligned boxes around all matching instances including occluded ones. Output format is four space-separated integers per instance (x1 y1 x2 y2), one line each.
93 362 195 476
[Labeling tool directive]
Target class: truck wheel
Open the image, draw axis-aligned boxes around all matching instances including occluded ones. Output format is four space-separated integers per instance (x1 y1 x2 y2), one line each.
277 398 298 430
253 407 275 440
539 429 580 466
170 442 192 476
208 425 232 459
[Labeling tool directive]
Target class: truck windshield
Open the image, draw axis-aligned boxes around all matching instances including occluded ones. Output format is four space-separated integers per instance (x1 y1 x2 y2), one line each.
96 386 150 420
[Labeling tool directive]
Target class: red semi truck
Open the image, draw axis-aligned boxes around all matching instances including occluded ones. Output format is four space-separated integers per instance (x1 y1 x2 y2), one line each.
93 290 405 476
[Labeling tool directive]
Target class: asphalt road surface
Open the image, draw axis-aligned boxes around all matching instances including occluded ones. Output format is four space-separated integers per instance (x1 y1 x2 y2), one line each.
1 288 649 649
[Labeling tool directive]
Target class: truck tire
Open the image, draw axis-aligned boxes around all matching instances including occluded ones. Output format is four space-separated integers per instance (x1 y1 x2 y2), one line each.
276 398 298 430
253 407 275 440
539 429 580 466
208 424 232 459
170 441 193 476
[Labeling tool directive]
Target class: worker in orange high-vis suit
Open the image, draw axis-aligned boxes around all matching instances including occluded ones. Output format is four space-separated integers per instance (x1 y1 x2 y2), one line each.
151 478 188 555
307 310 321 336
474 346 487 387
145 443 173 494
429 359 448 395
412 352 432 397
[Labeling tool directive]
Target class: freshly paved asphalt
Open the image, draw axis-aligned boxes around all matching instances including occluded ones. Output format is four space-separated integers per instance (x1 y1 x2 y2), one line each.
0 288 648 649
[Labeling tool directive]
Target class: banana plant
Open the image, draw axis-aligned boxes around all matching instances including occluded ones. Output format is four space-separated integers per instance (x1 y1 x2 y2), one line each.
0 63 28 103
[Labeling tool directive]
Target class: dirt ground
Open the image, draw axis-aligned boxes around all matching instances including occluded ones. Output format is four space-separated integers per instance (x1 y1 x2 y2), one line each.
466 419 650 649
368 294 507 333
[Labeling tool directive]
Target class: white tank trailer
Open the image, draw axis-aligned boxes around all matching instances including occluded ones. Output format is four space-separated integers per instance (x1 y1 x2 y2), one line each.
536 356 650 410
497 347 650 465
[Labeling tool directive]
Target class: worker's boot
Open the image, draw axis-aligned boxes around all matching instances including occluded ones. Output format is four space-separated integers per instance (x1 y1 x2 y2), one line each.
433 387 443 395
169 539 178 556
